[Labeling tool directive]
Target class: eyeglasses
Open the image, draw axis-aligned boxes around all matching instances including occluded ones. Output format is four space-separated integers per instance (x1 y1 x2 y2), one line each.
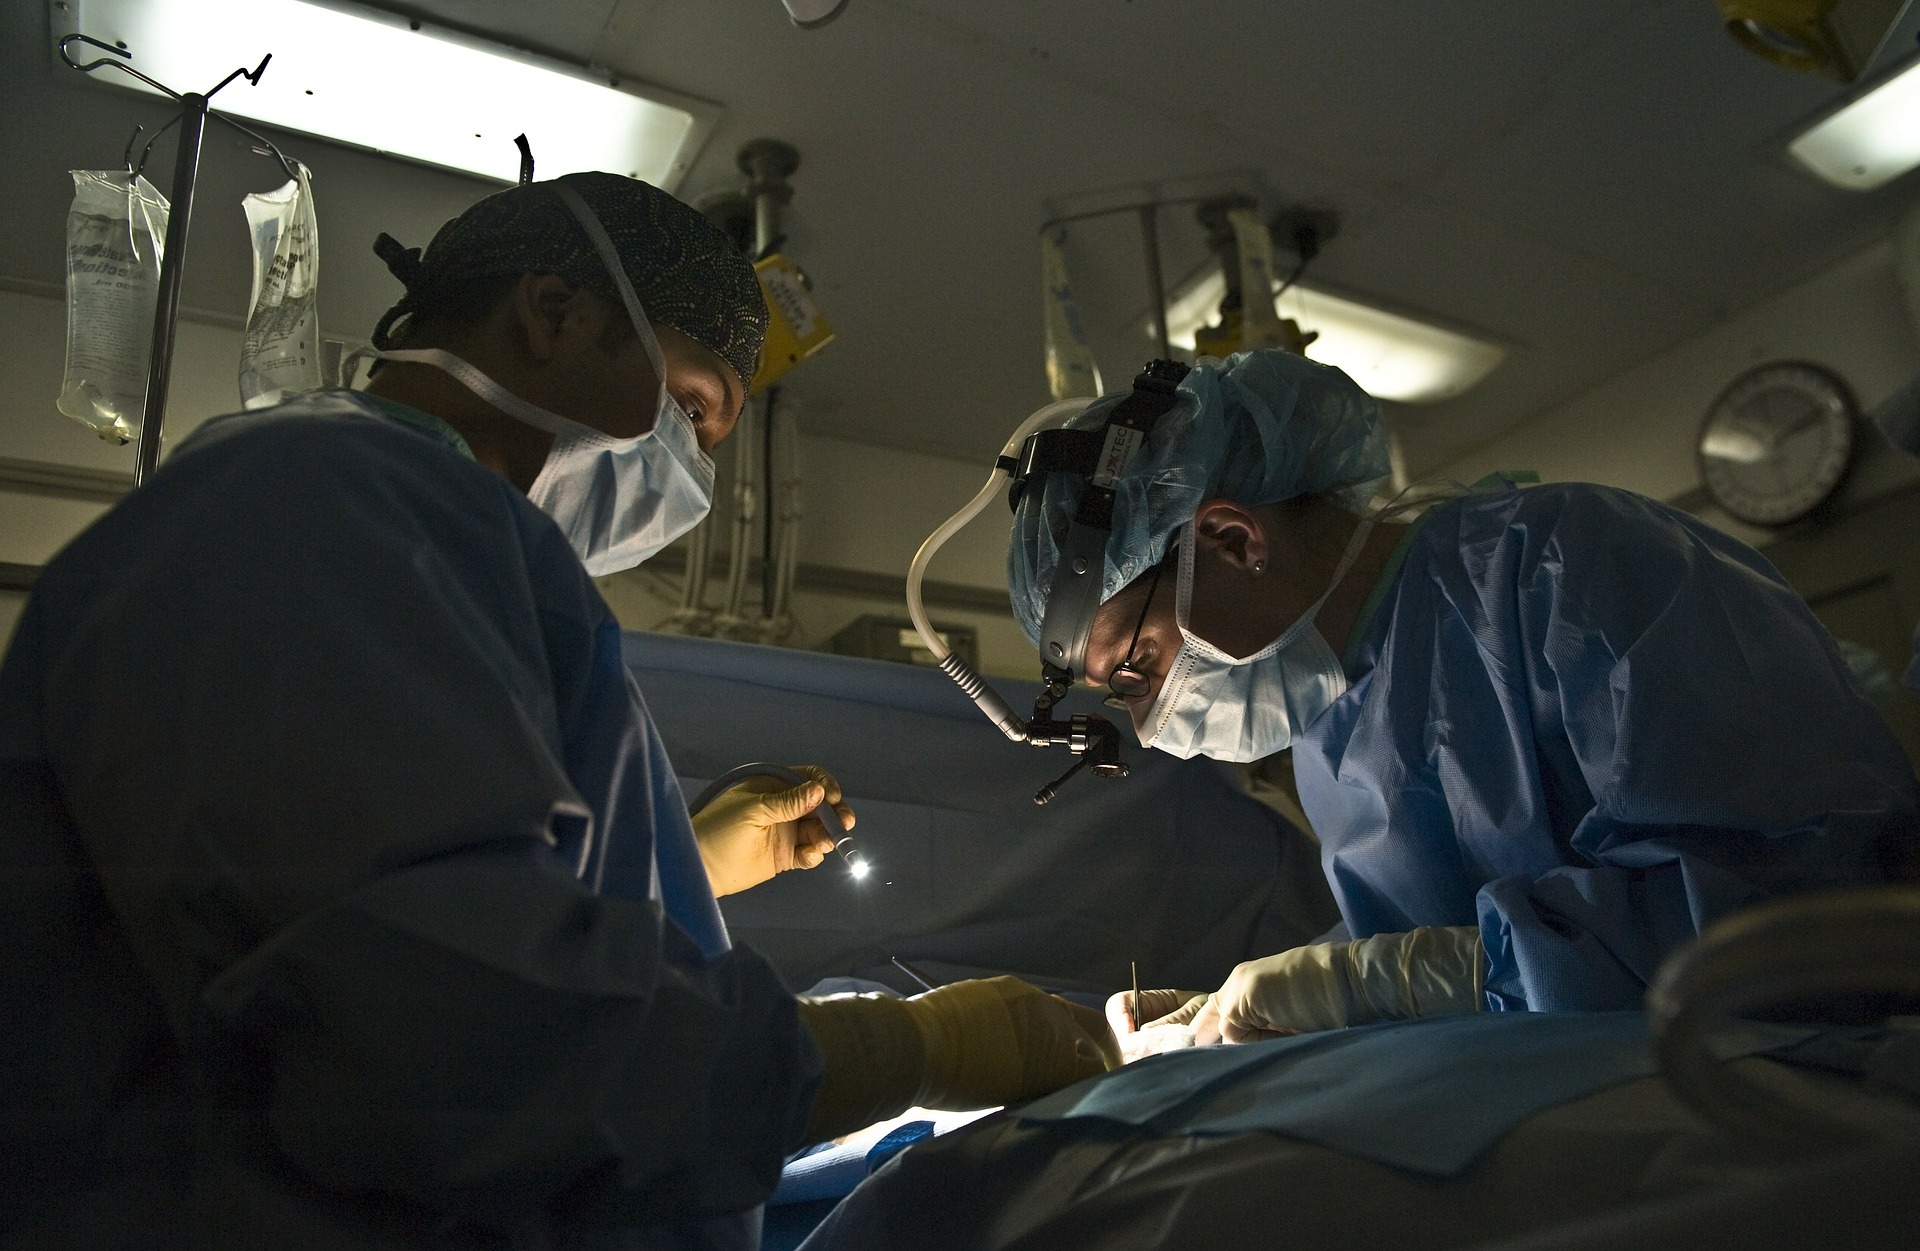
1107 558 1168 701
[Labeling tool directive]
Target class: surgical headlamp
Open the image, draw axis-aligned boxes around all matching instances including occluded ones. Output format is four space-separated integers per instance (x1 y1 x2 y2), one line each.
907 360 1191 804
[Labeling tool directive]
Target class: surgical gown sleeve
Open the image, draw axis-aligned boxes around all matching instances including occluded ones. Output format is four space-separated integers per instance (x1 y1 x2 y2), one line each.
20 408 819 1229
1477 487 1916 1009
1300 484 1918 1015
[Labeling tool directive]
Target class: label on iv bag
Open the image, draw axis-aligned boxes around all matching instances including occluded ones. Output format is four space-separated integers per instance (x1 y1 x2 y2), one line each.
58 171 170 444
239 165 322 410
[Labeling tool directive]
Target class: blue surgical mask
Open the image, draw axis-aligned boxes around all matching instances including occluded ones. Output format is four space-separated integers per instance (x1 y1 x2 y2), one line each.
1140 514 1375 763
354 184 718 576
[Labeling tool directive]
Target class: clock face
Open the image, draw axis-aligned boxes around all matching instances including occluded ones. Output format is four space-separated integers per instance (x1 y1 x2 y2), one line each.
1698 362 1855 527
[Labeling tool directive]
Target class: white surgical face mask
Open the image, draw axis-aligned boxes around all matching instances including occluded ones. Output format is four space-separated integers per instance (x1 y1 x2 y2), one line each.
354 183 717 576
1139 513 1375 763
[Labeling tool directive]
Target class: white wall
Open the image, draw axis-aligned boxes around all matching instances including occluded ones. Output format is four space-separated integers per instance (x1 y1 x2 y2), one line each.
596 426 1036 675
0 590 27 648
0 286 1028 667
1427 234 1920 534
0 284 252 565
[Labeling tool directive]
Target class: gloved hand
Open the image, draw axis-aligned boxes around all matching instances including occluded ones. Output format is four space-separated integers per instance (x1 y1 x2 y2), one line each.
1104 988 1215 1061
1214 926 1486 1043
796 976 1119 1142
690 764 854 897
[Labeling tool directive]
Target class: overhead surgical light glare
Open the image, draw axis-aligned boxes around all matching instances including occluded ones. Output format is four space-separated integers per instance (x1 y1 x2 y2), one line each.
1159 270 1507 404
908 362 1193 803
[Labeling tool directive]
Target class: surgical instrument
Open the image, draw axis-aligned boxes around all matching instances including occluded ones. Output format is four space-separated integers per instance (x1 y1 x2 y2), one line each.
891 957 941 992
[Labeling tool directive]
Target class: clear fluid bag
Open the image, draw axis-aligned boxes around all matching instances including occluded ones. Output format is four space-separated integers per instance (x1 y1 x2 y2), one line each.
238 162 321 409
58 170 170 443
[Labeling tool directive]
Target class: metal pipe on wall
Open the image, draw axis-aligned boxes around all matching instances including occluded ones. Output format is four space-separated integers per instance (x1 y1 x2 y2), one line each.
1139 204 1171 361
663 138 811 642
761 386 779 619
720 393 761 628
770 397 804 624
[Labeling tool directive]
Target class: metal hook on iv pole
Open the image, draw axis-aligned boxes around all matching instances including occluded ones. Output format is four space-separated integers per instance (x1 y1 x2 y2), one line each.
61 33 274 102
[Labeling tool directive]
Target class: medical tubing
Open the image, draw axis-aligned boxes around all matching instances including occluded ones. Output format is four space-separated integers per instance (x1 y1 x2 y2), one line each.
905 398 1091 736
680 510 711 612
687 762 860 871
1647 885 1920 1150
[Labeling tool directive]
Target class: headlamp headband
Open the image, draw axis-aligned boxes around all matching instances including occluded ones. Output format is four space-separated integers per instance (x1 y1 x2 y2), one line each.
1010 359 1191 686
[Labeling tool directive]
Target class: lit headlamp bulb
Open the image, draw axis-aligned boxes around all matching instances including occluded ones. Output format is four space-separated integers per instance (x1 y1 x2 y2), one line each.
838 839 871 879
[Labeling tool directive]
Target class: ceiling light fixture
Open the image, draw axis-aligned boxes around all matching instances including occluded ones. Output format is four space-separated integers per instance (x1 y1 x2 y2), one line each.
58 0 717 187
1160 271 1508 405
779 0 851 28
1788 52 1920 190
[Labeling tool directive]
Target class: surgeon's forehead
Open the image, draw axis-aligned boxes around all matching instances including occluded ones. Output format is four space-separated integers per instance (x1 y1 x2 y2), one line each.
1098 559 1166 617
667 328 745 421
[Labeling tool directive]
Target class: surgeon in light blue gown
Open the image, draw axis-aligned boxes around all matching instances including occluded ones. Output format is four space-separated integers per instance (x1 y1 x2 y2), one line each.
0 174 1114 1251
1008 350 1918 1051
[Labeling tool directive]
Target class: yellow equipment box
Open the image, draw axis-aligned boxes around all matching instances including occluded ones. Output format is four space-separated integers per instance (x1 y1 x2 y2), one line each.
751 253 834 392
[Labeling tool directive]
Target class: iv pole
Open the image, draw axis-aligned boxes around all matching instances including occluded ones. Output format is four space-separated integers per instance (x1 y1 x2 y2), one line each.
58 34 302 487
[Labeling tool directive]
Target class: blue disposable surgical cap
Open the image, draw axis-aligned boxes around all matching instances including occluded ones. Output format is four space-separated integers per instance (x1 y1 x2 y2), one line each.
1008 349 1392 645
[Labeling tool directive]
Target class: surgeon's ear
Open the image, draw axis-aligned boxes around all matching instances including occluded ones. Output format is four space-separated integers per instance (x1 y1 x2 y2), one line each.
1192 500 1270 576
508 273 581 363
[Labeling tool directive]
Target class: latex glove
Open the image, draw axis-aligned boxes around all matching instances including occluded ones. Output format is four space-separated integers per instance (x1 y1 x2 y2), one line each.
1214 926 1486 1043
796 976 1119 1142
1104 988 1214 1061
691 764 855 897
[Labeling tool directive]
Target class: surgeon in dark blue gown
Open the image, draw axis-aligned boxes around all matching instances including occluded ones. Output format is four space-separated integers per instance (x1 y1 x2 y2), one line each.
1008 350 1917 1051
1 173 1113 1251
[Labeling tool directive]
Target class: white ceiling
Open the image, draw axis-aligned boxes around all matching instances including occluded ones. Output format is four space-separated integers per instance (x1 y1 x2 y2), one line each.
5 0 1919 476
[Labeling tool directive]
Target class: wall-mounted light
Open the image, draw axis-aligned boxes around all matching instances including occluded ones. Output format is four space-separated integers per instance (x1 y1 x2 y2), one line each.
60 0 717 187
1160 271 1508 405
1789 52 1920 189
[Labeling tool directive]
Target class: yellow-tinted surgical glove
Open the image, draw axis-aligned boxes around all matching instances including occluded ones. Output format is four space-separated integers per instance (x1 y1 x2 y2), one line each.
1215 926 1486 1043
690 764 854 897
1104 988 1214 1061
796 976 1119 1143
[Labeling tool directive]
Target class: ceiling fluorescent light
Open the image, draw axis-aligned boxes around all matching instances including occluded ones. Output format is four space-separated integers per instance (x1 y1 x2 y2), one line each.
1161 271 1508 405
1788 53 1920 190
62 0 717 187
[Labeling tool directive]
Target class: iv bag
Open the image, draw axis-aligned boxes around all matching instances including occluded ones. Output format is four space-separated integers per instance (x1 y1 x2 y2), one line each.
58 170 169 443
239 163 321 409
